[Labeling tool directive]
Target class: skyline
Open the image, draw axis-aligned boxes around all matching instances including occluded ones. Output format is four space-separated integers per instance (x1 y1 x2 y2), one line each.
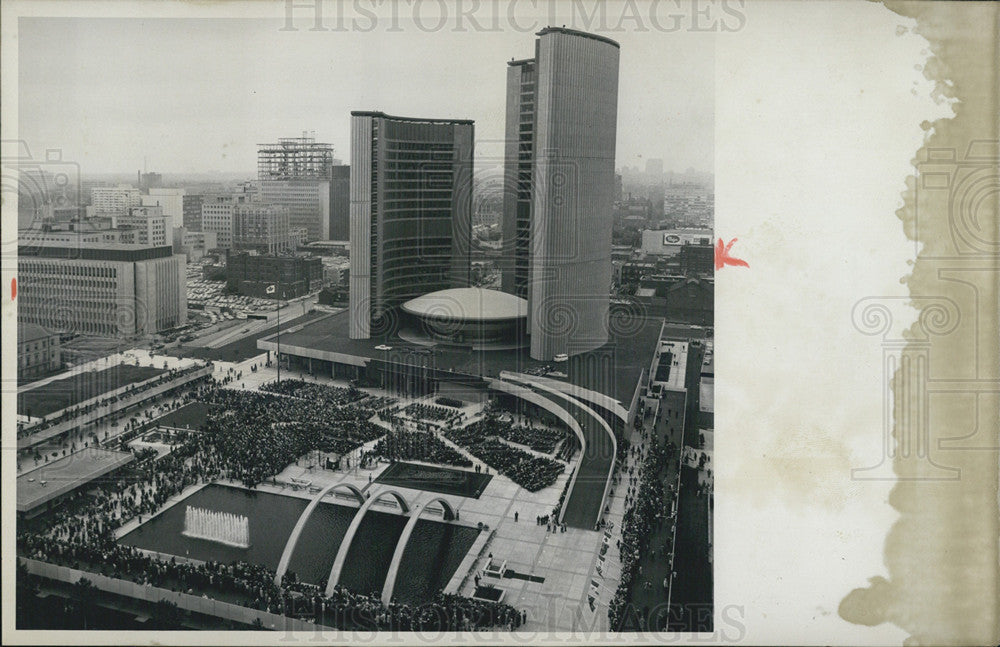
18 17 713 176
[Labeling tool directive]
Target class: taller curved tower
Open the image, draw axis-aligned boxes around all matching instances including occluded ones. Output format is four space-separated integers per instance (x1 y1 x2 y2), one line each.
501 28 620 360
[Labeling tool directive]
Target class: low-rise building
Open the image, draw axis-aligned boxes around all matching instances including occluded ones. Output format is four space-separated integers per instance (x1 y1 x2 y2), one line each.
225 251 323 299
232 202 292 255
17 323 61 379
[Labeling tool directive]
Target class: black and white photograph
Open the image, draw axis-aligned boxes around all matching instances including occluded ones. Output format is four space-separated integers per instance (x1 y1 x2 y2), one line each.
10 3 716 636
3 1 998 645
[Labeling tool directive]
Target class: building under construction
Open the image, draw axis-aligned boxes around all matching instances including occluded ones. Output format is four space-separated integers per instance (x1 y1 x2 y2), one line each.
257 132 335 181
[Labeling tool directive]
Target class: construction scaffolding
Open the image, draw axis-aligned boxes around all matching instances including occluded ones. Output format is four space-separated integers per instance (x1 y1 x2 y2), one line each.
257 131 335 181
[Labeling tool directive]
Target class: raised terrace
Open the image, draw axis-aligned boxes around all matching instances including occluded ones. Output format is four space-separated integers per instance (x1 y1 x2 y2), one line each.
257 308 663 406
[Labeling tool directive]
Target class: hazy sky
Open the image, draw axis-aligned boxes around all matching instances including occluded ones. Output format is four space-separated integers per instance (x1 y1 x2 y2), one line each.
18 16 714 176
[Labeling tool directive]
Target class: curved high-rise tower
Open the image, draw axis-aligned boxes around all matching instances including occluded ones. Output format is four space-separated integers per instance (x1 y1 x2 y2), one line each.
501 28 620 361
349 112 474 340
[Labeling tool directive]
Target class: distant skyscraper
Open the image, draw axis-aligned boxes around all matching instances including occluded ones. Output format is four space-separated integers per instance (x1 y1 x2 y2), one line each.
202 190 253 250
142 187 185 230
138 171 163 191
258 134 334 181
258 180 330 242
91 185 142 216
349 111 474 339
258 134 335 242
329 164 350 241
182 193 204 231
501 27 620 360
645 158 664 180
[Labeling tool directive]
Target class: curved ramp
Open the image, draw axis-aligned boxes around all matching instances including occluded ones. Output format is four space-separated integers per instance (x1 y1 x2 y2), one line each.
499 370 630 422
380 497 456 605
273 481 366 585
324 488 410 596
488 377 588 461
499 374 617 529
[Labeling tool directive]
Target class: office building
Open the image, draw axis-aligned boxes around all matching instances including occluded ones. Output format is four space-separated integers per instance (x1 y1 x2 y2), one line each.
18 322 62 379
329 164 351 242
257 135 336 242
142 187 185 230
182 194 204 231
678 243 714 276
502 27 620 360
17 240 186 336
232 202 292 255
80 179 111 206
226 251 323 299
90 185 142 216
138 171 163 191
19 219 122 245
202 191 253 250
117 205 169 247
259 179 330 242
645 158 664 181
348 111 474 339
172 228 218 263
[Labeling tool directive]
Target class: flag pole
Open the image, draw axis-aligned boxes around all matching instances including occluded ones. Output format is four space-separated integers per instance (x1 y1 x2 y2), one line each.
267 283 281 382
276 286 281 383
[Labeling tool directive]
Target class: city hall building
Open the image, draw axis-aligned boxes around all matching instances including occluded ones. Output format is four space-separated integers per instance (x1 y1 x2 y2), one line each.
501 27 621 361
349 111 474 339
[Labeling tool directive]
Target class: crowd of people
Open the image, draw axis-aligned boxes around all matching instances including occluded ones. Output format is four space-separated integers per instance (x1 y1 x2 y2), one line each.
488 421 565 454
402 402 463 424
18 378 528 632
260 379 365 407
607 436 675 629
17 363 209 439
18 533 524 631
371 430 472 468
446 420 564 492
202 388 385 487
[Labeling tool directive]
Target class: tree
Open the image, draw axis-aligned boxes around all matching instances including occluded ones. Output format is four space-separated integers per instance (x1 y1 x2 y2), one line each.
152 598 184 629
69 577 97 629
16 561 40 626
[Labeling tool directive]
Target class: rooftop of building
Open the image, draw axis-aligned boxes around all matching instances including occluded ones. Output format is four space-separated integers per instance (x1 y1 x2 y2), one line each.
305 240 350 247
260 308 663 404
401 287 527 322
18 322 56 344
350 110 475 126
644 227 715 235
18 242 176 262
699 377 714 413
536 26 620 48
18 238 172 252
17 447 134 512
652 339 689 391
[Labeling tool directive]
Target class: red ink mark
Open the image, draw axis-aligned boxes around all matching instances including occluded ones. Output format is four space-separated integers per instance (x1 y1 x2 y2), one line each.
10 277 16 300
715 238 749 270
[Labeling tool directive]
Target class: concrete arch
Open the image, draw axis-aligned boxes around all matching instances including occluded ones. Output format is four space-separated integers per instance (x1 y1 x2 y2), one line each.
324 488 410 596
273 481 366 585
380 498 456 605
